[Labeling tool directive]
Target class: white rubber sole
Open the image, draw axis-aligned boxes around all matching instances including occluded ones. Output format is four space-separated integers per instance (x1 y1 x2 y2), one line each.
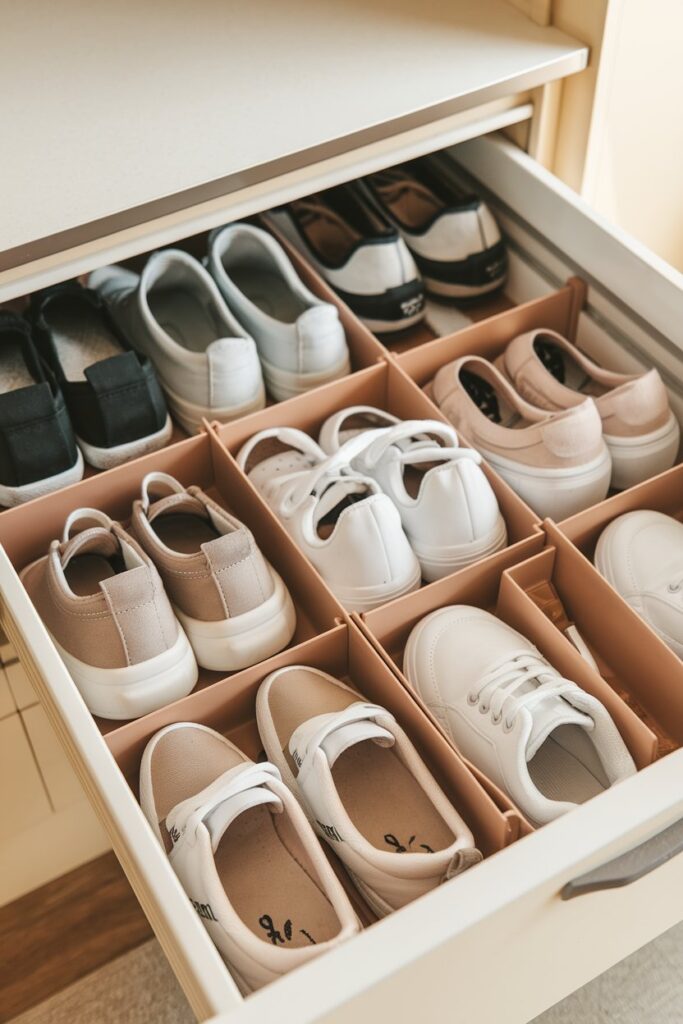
412 515 508 582
423 273 507 300
479 446 612 520
162 383 266 434
362 309 426 334
606 412 680 491
332 559 422 613
52 628 198 720
261 353 351 403
174 570 297 671
0 449 84 508
77 415 174 470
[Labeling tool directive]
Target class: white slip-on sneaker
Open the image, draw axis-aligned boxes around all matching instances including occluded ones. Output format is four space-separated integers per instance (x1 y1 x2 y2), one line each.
236 427 421 611
89 250 265 433
264 185 425 334
129 472 297 671
318 406 507 581
139 723 359 994
206 223 351 401
404 606 636 825
595 510 683 658
256 667 482 917
496 329 680 490
357 154 507 300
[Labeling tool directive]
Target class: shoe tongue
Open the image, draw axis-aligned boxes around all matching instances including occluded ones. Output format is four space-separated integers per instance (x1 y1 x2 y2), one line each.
60 527 120 568
526 696 593 762
146 491 209 524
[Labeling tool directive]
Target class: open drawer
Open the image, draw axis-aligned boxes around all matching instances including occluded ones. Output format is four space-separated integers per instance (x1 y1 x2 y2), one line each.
1 128 683 1024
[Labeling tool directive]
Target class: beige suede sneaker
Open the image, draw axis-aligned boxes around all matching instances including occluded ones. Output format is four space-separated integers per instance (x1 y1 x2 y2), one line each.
130 472 296 672
432 354 611 519
21 508 197 719
495 329 680 490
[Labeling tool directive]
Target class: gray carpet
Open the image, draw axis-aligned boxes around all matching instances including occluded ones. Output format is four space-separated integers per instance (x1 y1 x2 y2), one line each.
10 941 193 1024
534 919 683 1023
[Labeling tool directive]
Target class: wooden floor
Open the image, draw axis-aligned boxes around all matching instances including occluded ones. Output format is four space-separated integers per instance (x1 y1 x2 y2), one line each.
0 852 152 1023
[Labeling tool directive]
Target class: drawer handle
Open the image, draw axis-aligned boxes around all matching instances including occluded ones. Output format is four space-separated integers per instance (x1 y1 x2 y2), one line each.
561 817 683 900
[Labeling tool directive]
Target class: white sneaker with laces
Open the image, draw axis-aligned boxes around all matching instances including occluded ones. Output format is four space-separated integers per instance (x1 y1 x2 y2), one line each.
256 667 482 917
90 250 265 433
140 723 359 993
236 427 420 611
318 406 507 580
404 606 636 825
206 223 350 401
595 510 683 657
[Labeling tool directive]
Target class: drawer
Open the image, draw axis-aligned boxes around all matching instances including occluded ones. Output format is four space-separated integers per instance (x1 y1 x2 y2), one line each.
1 130 683 1024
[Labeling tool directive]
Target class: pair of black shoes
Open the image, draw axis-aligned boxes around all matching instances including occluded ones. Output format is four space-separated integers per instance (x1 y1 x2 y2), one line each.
0 282 170 507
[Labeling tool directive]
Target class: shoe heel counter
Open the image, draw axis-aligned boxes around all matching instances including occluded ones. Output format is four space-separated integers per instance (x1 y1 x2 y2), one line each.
101 565 179 666
204 530 275 617
333 497 416 587
207 338 263 410
420 460 501 544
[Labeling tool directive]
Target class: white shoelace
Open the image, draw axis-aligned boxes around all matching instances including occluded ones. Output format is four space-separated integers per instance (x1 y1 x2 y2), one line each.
351 420 482 472
469 650 578 731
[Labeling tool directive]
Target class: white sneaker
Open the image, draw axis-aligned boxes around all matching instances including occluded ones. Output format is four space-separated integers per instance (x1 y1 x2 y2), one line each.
206 223 350 401
256 667 482 917
236 427 421 611
265 185 425 333
140 723 359 994
595 510 683 657
404 606 636 825
90 250 265 433
318 406 507 581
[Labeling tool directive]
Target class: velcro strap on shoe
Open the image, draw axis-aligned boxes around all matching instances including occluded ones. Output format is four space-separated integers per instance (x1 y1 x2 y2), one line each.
84 352 159 446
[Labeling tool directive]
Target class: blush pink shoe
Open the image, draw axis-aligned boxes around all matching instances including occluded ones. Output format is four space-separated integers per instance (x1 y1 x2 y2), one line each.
496 329 679 490
432 355 611 519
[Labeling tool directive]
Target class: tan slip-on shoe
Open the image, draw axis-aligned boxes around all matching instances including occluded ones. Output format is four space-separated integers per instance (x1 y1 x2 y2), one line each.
256 666 482 918
21 508 197 719
495 329 680 491
129 472 296 672
139 723 359 994
432 354 611 520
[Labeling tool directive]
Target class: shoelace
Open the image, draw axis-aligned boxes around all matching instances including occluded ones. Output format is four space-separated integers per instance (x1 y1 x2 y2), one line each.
469 650 578 731
351 420 482 472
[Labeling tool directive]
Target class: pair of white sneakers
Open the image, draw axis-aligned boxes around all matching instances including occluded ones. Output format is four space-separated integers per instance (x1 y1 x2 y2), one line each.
404 606 636 826
236 407 507 611
90 224 350 433
140 667 481 992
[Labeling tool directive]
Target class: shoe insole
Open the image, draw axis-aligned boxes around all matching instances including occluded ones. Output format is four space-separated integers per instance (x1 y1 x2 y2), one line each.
268 669 454 855
460 370 524 428
230 268 306 324
0 342 34 393
291 202 360 264
534 339 606 398
375 176 442 231
216 804 340 947
333 741 454 854
152 513 220 554
48 304 123 381
528 724 610 805
148 287 222 353
64 553 119 596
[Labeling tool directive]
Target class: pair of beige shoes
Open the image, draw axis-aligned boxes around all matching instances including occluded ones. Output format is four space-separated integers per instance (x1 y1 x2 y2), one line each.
21 472 296 719
432 328 679 520
140 667 482 992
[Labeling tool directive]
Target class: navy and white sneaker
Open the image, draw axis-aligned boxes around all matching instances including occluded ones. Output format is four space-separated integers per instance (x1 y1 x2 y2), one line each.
265 184 425 334
31 282 172 469
358 154 507 301
0 311 83 507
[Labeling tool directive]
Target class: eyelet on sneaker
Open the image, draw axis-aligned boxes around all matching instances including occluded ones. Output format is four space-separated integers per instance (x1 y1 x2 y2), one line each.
668 583 681 594
491 712 502 725
479 703 489 715
503 718 514 733
467 692 478 706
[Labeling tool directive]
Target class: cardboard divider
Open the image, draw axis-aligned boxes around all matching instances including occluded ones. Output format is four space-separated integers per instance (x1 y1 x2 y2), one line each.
0 430 345 735
531 522 683 753
104 621 516 907
396 277 585 387
497 545 659 768
556 462 683 562
213 359 540 554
